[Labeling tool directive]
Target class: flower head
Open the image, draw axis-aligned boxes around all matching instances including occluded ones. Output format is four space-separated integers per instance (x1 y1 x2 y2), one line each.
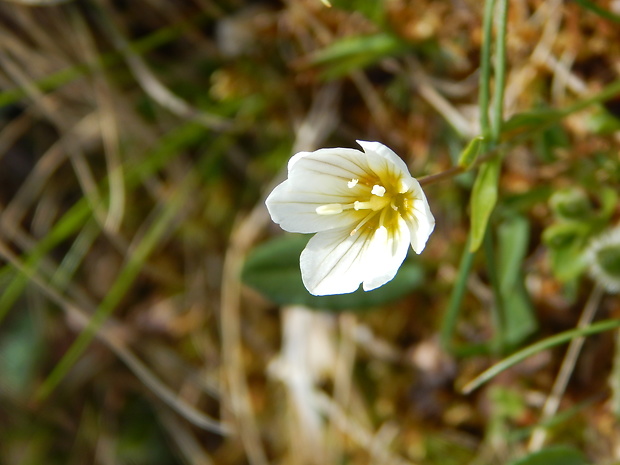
585 225 620 294
265 140 435 296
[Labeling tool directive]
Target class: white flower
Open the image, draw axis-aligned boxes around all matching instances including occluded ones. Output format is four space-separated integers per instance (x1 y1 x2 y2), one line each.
265 140 435 296
585 225 620 294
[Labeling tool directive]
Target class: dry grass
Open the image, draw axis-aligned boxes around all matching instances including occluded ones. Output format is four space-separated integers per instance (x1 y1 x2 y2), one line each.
0 1 619 464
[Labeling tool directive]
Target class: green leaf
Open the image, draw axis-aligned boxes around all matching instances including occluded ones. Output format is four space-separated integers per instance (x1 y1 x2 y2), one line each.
596 186 619 221
596 244 620 277
310 33 408 79
504 185 552 212
573 0 620 23
503 80 620 136
542 222 589 249
242 235 424 311
497 214 537 347
457 136 484 170
585 106 620 134
508 446 588 465
534 120 569 162
503 108 564 133
469 157 501 252
498 214 529 294
501 283 537 348
489 385 526 422
548 244 588 282
542 222 589 281
549 188 593 221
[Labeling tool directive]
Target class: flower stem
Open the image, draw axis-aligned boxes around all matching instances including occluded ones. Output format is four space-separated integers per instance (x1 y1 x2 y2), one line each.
478 0 496 139
418 165 464 186
491 0 509 142
418 152 496 186
440 236 475 353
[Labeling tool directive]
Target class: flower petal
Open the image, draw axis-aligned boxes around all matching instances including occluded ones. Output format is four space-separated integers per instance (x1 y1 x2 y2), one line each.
266 148 375 234
300 219 410 296
300 227 371 295
265 180 359 233
404 182 435 254
356 140 412 179
361 218 411 291
289 148 374 183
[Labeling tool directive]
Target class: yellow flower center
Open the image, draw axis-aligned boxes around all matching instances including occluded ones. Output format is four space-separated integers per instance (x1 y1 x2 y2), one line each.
315 176 414 236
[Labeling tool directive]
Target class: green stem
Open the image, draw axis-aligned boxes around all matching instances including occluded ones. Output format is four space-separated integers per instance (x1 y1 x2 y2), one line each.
491 0 509 142
421 77 620 187
440 236 475 353
478 0 496 139
462 318 620 394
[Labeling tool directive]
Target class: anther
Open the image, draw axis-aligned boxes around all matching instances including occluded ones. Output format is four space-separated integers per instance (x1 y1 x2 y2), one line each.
316 204 343 215
371 185 386 196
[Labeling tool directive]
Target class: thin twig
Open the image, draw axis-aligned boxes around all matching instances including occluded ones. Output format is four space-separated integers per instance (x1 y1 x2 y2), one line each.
405 57 476 138
527 284 605 452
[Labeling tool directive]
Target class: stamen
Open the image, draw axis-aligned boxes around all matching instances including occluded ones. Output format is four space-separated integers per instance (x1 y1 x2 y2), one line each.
379 205 389 228
316 204 343 215
347 178 359 188
354 195 389 211
350 211 380 236
371 184 386 196
354 200 369 210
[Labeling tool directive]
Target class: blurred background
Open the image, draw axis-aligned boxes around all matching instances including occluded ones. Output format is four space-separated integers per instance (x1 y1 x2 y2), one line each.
0 0 620 464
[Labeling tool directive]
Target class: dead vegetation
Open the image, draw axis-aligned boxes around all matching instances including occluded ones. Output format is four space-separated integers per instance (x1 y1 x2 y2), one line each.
0 1 619 464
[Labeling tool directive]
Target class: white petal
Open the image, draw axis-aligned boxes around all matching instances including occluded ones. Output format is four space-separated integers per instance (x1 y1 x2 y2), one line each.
404 185 435 254
300 219 411 296
265 181 358 233
289 148 374 182
266 147 377 234
356 140 412 179
300 227 371 295
362 218 411 291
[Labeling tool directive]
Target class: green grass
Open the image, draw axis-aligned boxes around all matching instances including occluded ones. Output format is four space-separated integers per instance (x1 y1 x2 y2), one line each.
1 1 620 464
